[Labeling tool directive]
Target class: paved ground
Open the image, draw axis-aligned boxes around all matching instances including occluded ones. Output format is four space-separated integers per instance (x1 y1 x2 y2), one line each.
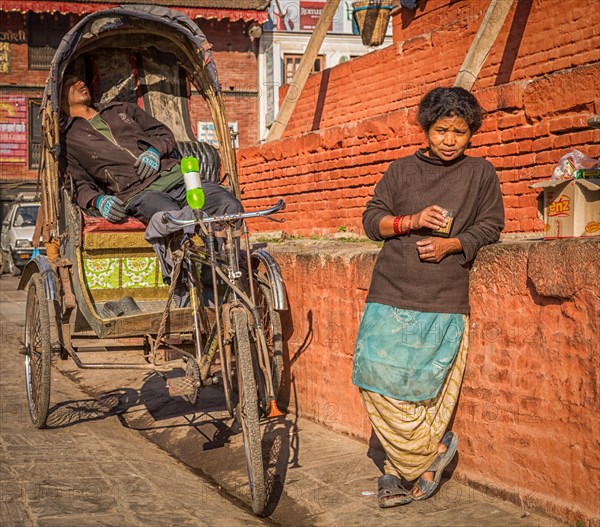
0 276 266 527
0 275 565 526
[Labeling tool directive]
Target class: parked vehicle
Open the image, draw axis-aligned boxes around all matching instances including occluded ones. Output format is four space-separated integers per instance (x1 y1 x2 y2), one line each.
1 194 45 276
17 5 287 517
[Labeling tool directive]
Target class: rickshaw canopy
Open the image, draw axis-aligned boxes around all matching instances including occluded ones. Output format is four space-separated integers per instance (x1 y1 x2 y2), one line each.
37 5 240 245
43 4 221 111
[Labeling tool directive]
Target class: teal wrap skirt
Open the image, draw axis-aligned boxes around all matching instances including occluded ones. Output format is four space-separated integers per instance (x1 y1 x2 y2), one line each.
352 302 464 402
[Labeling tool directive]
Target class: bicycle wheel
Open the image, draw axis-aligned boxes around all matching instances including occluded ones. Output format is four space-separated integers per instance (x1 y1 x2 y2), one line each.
254 279 283 404
232 308 266 516
23 273 52 428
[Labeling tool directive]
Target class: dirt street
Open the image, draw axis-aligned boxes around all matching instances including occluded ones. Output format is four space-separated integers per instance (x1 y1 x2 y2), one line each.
0 276 267 527
1 275 565 526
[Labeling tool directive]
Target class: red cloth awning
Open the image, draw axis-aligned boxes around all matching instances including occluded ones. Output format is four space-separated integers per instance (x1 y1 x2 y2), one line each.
0 1 268 22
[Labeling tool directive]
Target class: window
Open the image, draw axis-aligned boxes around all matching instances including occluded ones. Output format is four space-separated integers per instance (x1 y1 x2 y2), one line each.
28 100 42 169
28 13 70 69
283 54 325 85
13 205 39 227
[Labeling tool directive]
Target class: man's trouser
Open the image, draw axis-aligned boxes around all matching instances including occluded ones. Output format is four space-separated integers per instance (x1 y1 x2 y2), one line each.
126 181 242 224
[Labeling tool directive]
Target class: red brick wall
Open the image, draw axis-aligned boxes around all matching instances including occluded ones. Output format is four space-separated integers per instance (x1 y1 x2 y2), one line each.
238 0 600 235
189 91 259 150
270 238 599 525
194 19 259 147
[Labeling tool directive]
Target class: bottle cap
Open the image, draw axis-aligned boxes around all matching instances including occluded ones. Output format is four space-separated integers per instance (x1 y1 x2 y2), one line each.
181 156 199 174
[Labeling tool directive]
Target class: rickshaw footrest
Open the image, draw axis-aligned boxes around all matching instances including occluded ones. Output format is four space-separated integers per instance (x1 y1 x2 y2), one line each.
166 376 198 397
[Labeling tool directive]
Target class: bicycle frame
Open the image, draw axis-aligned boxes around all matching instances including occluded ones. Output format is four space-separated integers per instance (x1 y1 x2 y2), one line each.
163 199 286 414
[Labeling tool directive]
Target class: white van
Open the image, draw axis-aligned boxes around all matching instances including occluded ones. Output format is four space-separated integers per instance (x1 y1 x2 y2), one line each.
1 194 45 276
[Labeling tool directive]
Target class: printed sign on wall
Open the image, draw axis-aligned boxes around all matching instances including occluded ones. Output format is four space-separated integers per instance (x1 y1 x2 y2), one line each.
300 2 333 31
197 121 239 149
0 96 27 165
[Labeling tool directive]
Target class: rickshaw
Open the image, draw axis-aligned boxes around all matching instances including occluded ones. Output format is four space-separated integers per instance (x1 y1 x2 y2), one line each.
18 5 287 516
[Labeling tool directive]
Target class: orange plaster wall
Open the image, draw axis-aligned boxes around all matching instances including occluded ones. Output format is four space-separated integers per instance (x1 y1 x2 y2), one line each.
269 238 600 525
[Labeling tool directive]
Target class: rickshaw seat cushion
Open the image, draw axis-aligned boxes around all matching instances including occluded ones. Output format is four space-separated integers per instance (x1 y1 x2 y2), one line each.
174 140 221 184
82 213 146 233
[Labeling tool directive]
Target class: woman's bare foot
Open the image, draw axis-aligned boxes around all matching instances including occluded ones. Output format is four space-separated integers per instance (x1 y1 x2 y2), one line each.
411 441 448 498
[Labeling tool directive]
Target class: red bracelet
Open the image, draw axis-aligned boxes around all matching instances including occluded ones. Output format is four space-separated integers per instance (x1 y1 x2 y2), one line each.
407 215 413 232
393 215 405 235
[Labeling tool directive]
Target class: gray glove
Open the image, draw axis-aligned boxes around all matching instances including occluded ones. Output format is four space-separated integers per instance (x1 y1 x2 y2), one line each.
94 195 127 223
134 147 160 180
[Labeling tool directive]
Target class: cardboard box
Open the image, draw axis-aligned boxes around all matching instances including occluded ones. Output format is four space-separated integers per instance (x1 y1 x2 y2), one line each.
574 168 600 179
530 178 600 239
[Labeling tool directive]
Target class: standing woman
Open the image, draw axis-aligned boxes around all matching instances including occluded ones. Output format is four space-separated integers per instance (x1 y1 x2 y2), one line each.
353 87 504 507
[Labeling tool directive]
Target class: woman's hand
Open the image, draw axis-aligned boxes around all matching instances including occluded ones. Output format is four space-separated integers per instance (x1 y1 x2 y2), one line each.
412 205 447 230
416 237 462 263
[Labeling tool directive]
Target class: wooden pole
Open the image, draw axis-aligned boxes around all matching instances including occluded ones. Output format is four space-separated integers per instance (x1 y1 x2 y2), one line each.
266 0 341 142
454 0 515 91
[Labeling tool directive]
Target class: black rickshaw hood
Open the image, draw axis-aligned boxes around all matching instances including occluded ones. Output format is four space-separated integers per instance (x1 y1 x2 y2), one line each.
44 4 220 112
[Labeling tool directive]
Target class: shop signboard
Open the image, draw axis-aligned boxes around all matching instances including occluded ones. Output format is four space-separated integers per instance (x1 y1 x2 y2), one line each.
0 96 27 165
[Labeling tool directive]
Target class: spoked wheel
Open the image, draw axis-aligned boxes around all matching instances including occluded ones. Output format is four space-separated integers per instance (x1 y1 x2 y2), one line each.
232 308 266 516
253 278 283 414
222 335 235 417
23 273 52 428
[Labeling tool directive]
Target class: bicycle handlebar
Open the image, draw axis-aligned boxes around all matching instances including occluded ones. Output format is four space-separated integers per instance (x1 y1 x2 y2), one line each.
162 199 286 227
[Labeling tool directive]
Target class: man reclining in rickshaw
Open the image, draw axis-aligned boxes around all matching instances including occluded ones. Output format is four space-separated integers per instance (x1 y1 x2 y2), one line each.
59 75 243 304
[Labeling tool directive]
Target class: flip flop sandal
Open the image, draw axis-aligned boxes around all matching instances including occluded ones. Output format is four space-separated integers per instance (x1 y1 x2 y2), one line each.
377 474 413 508
412 431 459 501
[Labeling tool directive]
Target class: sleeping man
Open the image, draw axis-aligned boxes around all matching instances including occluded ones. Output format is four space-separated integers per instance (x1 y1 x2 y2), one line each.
59 75 241 225
59 75 242 306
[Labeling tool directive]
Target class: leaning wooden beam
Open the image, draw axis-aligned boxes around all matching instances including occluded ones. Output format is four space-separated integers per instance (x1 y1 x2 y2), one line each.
454 0 516 91
266 0 341 142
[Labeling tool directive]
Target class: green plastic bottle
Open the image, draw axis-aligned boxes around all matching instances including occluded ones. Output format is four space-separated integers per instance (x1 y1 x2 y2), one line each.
181 156 205 210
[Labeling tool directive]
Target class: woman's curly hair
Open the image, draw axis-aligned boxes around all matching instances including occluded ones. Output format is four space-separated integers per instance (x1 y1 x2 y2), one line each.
417 87 484 133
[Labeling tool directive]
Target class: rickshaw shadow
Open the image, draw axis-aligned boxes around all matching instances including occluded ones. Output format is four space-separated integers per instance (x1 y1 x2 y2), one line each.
45 397 119 429
109 370 237 439
44 384 162 431
45 375 237 448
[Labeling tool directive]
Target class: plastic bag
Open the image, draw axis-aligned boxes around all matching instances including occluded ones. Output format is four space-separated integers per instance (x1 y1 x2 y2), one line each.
551 149 600 180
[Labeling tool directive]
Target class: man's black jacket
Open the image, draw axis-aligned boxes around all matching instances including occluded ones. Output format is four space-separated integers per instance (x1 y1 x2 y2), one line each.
59 101 178 208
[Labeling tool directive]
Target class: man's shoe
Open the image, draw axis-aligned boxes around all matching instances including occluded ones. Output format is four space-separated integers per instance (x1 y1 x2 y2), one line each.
103 296 141 317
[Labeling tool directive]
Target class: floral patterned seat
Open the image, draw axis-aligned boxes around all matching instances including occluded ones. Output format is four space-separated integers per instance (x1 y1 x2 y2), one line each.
80 212 167 303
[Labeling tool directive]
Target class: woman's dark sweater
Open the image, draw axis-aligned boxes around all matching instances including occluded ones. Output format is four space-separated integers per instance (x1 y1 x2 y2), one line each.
363 149 505 314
